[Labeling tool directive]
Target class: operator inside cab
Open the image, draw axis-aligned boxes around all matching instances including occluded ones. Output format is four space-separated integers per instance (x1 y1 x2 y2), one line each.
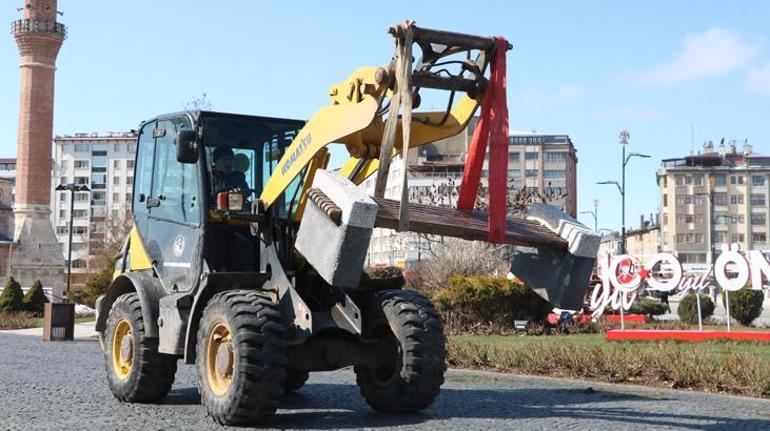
210 146 251 208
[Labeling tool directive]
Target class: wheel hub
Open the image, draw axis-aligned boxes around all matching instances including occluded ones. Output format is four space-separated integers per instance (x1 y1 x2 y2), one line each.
111 319 133 379
207 322 234 396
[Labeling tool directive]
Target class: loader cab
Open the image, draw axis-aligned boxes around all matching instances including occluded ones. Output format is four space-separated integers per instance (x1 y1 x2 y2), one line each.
131 111 304 293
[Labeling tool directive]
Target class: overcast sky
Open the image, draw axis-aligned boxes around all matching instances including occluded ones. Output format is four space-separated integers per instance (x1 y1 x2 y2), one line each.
1 0 769 231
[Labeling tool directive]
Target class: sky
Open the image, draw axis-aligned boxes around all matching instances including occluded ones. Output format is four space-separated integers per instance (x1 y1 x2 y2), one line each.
1 0 770 232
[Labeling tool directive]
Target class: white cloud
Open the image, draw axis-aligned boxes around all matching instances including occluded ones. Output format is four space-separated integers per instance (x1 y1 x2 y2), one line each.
745 63 770 95
621 27 758 85
514 84 585 113
596 106 667 122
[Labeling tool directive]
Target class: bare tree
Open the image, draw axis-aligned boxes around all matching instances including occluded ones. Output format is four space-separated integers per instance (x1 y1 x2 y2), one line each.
184 92 213 111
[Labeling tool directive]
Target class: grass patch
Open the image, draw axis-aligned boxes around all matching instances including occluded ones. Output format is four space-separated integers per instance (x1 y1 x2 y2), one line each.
448 334 770 398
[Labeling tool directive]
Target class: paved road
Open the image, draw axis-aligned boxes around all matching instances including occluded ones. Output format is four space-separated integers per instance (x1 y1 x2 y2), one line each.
2 333 770 430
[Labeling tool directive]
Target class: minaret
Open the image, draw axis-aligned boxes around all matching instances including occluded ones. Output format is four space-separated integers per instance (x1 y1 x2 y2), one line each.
9 0 66 296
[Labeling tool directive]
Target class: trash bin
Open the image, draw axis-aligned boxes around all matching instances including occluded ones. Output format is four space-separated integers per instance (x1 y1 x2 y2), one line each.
43 302 75 341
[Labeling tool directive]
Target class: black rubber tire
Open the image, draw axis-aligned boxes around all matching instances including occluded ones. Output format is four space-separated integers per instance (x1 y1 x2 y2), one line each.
354 289 447 413
283 369 310 394
196 290 287 426
104 292 177 403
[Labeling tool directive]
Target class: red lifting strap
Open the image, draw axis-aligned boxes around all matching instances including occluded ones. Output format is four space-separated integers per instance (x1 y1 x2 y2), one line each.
457 36 509 243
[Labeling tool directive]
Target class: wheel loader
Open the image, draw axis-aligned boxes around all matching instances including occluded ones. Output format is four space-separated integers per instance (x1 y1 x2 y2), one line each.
95 22 599 425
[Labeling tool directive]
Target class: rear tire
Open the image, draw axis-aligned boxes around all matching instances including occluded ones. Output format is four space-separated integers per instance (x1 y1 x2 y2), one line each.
354 289 446 413
283 369 309 394
104 292 177 403
196 290 287 425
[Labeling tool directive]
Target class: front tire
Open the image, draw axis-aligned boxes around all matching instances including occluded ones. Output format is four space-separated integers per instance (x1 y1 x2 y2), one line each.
104 292 177 402
354 289 447 413
196 290 287 425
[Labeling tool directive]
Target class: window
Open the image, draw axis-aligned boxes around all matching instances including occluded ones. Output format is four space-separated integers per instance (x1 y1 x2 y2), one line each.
126 193 132 203
73 209 88 219
732 233 745 243
59 209 66 218
59 192 67 202
543 152 567 162
126 176 134 186
74 176 89 185
753 175 766 186
738 214 745 224
694 233 704 244
662 213 668 225
71 259 87 269
91 191 105 205
127 160 135 169
695 195 704 206
508 169 521 179
695 214 704 225
74 160 89 169
676 214 685 224
113 176 120 185
113 160 121 169
676 233 685 244
679 253 707 263
715 213 729 225
693 175 704 186
74 143 89 152
714 232 728 243
731 194 744 205
56 226 68 234
685 214 694 224
713 193 728 205
73 226 87 235
753 232 767 243
74 192 88 202
59 176 66 185
715 174 726 186
676 196 685 205
127 143 136 153
112 192 119 202
61 160 69 169
663 194 668 207
751 194 766 206
525 169 538 177
751 213 766 225
525 152 539 160
543 170 565 180
150 119 200 224
675 175 685 186
731 175 744 185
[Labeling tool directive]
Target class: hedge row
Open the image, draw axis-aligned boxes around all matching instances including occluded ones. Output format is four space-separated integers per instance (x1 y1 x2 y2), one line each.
0 278 47 314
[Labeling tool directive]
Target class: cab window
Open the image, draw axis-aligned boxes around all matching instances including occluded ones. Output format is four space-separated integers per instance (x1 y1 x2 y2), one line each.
150 119 200 224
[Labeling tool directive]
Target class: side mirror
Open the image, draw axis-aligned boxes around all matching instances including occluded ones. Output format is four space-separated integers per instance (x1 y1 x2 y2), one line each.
176 129 199 163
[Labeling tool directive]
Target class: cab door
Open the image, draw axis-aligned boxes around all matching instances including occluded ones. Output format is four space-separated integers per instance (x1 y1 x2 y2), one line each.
143 118 202 292
132 120 156 236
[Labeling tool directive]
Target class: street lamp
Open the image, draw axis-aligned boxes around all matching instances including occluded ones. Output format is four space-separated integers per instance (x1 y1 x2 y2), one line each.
598 131 650 254
580 199 599 231
55 183 90 299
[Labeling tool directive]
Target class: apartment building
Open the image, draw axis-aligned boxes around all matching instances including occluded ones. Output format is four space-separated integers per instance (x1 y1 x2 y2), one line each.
52 132 137 283
363 124 578 267
658 140 768 271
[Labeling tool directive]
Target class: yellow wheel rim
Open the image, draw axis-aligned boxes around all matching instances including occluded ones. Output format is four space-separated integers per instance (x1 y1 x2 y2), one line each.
206 322 234 396
111 319 134 379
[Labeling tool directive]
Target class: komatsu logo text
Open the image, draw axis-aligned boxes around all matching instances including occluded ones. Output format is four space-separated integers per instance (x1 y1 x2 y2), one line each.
281 133 312 175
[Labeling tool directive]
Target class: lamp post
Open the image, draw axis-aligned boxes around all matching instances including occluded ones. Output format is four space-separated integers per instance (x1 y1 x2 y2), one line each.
598 131 650 254
55 183 90 299
580 199 599 231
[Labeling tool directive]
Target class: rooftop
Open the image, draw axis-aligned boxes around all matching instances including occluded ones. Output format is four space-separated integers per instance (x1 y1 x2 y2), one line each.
54 131 137 141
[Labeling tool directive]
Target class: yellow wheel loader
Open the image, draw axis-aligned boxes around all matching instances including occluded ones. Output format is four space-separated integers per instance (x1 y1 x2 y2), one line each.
95 22 599 425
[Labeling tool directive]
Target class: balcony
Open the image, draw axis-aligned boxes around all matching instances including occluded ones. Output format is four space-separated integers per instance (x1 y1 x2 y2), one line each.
11 19 66 39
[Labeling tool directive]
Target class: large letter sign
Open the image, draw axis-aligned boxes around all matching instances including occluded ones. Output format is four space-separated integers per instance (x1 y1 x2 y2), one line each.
589 244 770 318
714 244 749 292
